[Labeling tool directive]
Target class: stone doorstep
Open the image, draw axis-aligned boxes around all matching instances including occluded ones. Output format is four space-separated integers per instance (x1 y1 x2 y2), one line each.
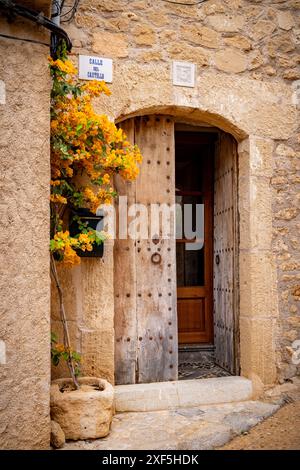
115 376 253 412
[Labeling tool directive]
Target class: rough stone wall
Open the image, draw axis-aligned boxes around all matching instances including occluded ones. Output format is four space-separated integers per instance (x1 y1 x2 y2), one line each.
68 0 300 83
0 13 51 449
59 0 300 384
51 241 115 384
272 136 300 381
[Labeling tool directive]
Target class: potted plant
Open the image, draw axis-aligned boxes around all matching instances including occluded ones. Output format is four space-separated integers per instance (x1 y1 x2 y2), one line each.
49 43 142 445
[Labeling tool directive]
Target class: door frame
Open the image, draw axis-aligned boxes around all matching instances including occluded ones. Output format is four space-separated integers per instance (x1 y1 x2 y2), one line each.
114 117 241 384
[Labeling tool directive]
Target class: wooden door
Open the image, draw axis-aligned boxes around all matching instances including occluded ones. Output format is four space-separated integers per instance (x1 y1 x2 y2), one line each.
214 132 239 374
175 132 214 344
114 115 178 384
114 118 137 384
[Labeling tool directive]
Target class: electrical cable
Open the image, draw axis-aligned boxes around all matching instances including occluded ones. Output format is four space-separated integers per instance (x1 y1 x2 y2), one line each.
0 0 72 55
52 0 80 23
0 32 49 46
160 0 207 5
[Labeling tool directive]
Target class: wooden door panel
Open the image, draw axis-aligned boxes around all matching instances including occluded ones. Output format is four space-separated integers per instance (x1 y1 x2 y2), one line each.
114 115 178 384
213 132 239 374
135 116 178 383
178 297 210 343
177 286 205 298
178 298 205 331
114 119 137 385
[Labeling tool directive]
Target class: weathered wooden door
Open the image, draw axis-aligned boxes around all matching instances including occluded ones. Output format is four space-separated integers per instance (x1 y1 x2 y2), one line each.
114 115 178 384
175 132 214 344
213 132 239 374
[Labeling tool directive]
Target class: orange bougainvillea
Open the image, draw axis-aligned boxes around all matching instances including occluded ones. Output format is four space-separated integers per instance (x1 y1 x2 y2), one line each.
49 46 142 265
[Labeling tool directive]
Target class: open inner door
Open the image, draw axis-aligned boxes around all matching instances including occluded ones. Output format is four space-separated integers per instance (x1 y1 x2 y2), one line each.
176 132 215 345
175 129 239 376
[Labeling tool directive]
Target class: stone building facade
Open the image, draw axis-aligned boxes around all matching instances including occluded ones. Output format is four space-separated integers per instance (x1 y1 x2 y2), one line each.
0 0 300 450
55 0 300 387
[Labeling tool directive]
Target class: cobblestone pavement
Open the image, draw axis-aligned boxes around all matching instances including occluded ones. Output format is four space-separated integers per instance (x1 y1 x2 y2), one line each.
62 401 279 450
221 400 300 450
178 361 231 380
220 380 300 450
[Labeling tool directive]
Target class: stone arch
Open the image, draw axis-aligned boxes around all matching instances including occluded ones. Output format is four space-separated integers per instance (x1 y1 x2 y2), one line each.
116 105 248 142
113 105 279 388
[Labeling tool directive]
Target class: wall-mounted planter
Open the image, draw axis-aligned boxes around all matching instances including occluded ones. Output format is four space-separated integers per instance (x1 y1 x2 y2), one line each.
69 208 104 258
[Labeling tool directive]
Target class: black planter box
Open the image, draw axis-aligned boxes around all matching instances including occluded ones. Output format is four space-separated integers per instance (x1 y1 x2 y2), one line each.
69 208 104 258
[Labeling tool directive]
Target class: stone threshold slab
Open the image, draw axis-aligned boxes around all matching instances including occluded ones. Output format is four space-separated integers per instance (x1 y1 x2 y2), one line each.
115 376 253 412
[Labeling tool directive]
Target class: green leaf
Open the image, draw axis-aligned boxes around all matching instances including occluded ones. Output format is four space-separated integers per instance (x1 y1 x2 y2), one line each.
51 332 58 343
72 351 81 362
52 355 60 367
95 230 106 243
62 351 69 361
50 239 56 251
76 124 83 134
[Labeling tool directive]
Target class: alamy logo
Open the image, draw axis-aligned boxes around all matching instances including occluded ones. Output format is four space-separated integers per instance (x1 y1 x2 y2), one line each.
97 197 205 250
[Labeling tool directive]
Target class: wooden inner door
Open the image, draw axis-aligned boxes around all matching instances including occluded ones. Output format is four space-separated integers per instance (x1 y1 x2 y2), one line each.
176 132 215 345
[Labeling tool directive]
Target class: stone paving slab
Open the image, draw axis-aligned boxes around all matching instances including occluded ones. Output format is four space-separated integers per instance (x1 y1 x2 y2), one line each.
62 400 279 450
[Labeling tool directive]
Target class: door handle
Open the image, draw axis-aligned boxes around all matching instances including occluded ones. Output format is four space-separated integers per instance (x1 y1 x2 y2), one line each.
216 254 220 265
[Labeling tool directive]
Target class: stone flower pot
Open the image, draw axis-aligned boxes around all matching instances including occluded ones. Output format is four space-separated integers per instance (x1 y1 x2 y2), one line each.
50 377 114 441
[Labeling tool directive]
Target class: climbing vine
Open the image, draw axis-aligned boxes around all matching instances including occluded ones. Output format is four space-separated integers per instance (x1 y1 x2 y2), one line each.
49 44 142 266
49 45 142 387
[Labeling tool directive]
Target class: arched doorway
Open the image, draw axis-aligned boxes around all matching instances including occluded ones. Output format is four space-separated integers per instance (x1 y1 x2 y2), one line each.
114 114 240 384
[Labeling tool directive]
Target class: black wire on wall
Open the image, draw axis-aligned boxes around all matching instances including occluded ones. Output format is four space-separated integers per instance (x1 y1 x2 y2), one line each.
0 0 72 56
51 0 81 23
160 0 207 5
0 32 49 47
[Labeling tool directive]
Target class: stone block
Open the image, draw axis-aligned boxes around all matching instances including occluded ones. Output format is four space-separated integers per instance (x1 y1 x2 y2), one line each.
93 32 128 58
168 43 210 66
276 10 294 31
132 24 156 46
214 48 248 73
207 14 245 32
224 35 252 51
250 20 276 41
240 317 277 385
81 329 114 384
115 377 253 412
239 175 273 250
50 420 65 449
239 251 279 317
180 25 221 48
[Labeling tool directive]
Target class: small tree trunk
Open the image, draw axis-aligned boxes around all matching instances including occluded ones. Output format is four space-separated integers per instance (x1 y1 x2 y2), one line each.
50 254 80 390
